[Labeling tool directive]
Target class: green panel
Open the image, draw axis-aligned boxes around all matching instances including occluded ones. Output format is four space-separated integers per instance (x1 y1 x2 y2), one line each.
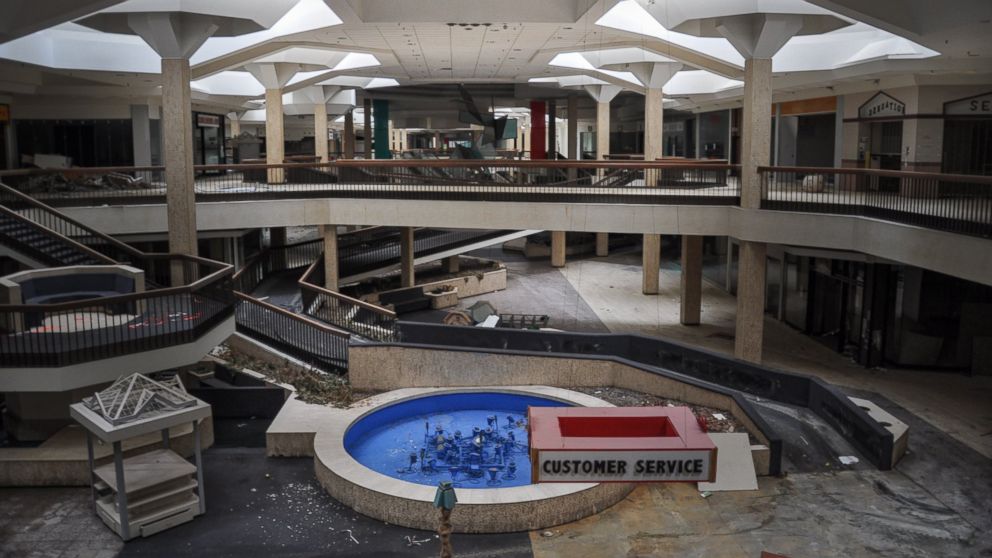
373 99 390 159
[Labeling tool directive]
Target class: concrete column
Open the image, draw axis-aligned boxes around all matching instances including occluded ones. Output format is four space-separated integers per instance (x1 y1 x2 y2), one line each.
596 98 611 254
550 231 566 268
595 233 609 257
642 87 664 294
642 235 661 294
740 57 772 209
161 58 197 268
314 102 328 163
644 87 664 165
400 226 415 288
264 87 285 183
321 224 338 291
343 110 355 158
734 240 767 362
443 256 459 274
596 101 610 159
230 118 240 139
680 235 703 325
131 104 151 167
433 130 442 151
363 97 372 158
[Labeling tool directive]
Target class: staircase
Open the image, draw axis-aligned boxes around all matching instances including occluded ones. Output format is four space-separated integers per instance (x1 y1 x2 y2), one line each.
0 209 110 267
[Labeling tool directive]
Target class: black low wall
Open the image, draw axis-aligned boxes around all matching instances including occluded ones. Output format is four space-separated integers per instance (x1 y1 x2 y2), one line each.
393 322 895 471
188 363 287 419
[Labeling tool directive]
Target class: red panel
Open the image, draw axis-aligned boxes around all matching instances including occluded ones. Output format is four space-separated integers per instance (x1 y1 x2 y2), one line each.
529 406 715 452
558 416 677 438
529 100 546 160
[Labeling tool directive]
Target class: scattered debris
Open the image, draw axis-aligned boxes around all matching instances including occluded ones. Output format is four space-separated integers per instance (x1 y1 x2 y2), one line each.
405 535 431 546
712 413 727 421
839 456 860 466
344 529 359 544
700 491 713 498
541 531 555 538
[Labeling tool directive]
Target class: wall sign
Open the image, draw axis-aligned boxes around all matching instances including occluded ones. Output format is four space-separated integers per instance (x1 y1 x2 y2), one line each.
535 449 713 482
196 114 221 128
529 407 717 484
944 92 992 116
858 92 905 119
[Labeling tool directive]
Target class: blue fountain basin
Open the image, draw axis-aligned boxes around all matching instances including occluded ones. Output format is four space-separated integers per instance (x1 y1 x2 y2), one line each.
344 392 570 488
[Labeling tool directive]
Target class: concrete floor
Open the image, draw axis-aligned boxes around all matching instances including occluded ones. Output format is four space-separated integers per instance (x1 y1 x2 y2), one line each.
3 244 991 557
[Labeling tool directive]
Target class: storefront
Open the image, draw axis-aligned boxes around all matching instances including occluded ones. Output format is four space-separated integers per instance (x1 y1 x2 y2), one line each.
941 91 992 175
193 112 226 169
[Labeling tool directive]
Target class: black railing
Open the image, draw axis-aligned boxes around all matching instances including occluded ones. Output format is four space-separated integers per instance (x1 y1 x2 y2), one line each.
0 160 740 206
392 322 896 472
299 256 397 341
760 166 992 238
0 255 234 367
234 292 349 372
232 237 323 294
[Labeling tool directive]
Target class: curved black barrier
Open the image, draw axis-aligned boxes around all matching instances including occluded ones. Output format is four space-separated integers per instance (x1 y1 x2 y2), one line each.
392 321 895 472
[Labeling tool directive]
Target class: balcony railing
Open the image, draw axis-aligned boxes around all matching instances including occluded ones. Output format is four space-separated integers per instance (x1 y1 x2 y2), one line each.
0 160 741 206
0 255 234 367
760 166 992 238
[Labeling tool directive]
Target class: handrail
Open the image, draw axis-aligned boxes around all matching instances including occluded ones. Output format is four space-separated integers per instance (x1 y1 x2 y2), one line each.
298 256 397 318
0 205 117 265
233 291 351 338
759 165 992 184
0 160 741 176
0 181 147 259
0 256 233 312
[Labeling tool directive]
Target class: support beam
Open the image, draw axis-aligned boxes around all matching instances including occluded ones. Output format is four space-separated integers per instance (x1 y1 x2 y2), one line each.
321 225 338 291
680 235 703 325
567 95 578 160
162 58 197 275
642 234 661 294
740 58 772 209
400 227 415 287
264 87 285 183
314 102 328 163
550 231 566 268
130 105 151 167
343 110 355 158
595 233 609 257
443 256 459 274
734 240 767 363
230 117 240 140
642 86 665 294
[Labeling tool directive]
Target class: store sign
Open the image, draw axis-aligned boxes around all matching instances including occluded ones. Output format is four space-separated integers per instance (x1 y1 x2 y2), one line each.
0 104 9 122
944 92 992 116
858 92 905 119
663 121 685 133
196 114 221 128
535 450 713 483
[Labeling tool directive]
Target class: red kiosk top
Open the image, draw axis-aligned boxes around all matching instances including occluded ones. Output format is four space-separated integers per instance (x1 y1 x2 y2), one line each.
528 406 717 483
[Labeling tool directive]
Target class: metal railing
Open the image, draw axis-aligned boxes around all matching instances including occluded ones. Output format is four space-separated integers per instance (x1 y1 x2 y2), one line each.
0 255 234 367
0 160 741 206
233 292 349 372
760 166 992 238
298 256 397 341
232 237 323 294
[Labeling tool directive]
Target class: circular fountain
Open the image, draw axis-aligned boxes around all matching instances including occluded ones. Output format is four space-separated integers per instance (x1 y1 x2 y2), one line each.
313 387 635 533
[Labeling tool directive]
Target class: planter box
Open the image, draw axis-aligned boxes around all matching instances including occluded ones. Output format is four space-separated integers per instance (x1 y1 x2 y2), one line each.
425 288 459 309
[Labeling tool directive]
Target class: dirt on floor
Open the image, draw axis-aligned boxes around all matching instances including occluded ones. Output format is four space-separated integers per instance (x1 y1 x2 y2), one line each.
573 386 754 441
204 345 380 407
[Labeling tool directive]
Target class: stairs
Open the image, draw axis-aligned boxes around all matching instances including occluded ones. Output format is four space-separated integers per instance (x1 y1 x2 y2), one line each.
0 211 105 267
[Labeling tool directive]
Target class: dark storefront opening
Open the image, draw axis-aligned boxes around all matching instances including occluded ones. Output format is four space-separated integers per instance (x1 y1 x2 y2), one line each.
15 119 134 167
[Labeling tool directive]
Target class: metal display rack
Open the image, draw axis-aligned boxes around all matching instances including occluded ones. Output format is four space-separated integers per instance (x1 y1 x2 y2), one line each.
69 377 211 541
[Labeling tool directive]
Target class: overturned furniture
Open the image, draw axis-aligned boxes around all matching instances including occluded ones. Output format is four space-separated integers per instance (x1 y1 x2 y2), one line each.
69 373 211 541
